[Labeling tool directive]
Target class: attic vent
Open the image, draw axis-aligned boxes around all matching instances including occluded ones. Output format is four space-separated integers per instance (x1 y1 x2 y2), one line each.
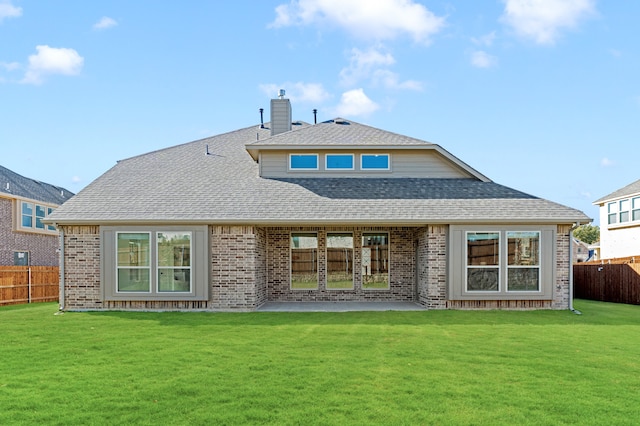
4 183 9 191
335 119 350 125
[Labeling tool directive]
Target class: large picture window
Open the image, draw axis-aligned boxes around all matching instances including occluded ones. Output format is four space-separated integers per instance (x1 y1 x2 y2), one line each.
157 232 192 292
507 231 540 292
466 232 500 292
362 233 389 289
103 226 208 301
326 233 353 289
117 232 151 292
291 233 318 289
450 226 554 301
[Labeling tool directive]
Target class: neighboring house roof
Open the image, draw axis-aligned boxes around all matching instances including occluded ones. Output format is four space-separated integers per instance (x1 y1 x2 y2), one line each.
593 178 640 204
48 119 590 226
0 165 73 205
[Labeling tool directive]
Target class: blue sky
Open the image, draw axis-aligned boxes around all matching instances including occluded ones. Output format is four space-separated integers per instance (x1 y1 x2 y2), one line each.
1 1 638 225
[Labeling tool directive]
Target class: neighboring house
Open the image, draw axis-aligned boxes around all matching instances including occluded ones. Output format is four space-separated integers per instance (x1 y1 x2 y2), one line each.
48 96 590 311
0 165 73 266
593 178 640 259
572 238 591 263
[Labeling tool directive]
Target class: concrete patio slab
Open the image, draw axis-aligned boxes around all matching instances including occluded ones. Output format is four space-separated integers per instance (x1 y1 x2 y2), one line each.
257 301 426 312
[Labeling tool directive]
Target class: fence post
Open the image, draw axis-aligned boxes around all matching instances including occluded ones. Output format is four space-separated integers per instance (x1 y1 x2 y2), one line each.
28 267 32 304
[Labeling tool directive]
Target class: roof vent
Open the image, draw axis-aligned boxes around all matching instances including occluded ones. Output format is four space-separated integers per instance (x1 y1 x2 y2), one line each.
335 119 350 125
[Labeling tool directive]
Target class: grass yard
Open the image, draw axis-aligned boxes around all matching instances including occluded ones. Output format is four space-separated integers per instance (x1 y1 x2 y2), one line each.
2 300 640 425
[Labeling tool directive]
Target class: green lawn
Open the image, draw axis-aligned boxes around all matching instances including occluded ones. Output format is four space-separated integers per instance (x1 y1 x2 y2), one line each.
2 300 640 425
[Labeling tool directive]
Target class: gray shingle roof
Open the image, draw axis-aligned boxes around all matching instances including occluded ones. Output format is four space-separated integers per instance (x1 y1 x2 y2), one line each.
593 178 640 204
49 121 590 225
247 118 431 147
0 165 74 205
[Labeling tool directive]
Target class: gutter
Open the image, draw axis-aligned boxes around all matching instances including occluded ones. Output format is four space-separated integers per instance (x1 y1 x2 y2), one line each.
58 226 65 311
568 223 582 315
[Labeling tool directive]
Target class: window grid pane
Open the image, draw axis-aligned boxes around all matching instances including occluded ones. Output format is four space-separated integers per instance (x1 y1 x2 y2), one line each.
291 233 318 289
290 154 318 170
326 154 354 170
327 233 354 289
507 232 540 292
21 202 33 228
116 233 151 292
157 232 192 292
466 232 500 292
362 233 389 289
361 154 389 170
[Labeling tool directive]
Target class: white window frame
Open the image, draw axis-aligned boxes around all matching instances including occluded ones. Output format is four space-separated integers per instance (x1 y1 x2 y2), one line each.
325 154 355 171
156 231 193 294
465 231 501 293
360 153 390 171
607 202 618 225
289 153 319 171
506 231 541 293
116 231 152 294
619 199 631 223
633 197 640 222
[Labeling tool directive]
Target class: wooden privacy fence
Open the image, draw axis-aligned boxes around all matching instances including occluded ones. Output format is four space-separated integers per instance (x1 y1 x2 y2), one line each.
0 266 59 306
574 257 640 305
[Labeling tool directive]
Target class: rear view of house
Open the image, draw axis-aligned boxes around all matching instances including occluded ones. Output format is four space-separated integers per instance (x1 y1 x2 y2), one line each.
0 165 73 266
48 95 590 311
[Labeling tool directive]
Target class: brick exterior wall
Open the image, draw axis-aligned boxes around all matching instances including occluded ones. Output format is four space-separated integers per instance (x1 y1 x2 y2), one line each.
553 224 571 309
416 225 448 309
210 225 266 310
61 225 102 310
59 223 574 311
266 226 416 302
0 198 60 266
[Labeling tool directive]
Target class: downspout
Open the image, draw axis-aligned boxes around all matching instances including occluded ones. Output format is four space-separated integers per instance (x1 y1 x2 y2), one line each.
58 226 65 311
568 223 581 315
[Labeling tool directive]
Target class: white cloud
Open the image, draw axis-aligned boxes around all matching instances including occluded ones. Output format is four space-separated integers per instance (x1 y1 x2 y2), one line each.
471 31 497 47
71 176 82 184
501 0 596 45
93 16 118 30
340 47 395 86
470 50 498 68
1 61 20 71
0 1 22 23
270 0 446 44
372 69 423 90
600 157 614 167
333 88 379 117
339 47 422 90
259 82 331 104
21 45 84 85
